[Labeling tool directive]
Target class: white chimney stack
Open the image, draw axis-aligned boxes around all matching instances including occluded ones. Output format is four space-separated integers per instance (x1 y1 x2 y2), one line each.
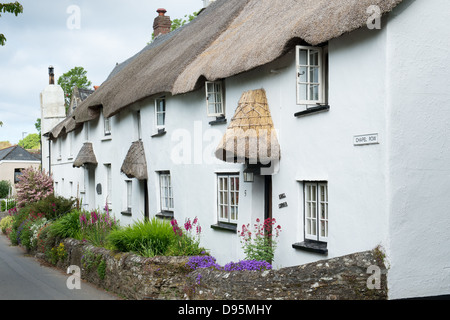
203 0 216 8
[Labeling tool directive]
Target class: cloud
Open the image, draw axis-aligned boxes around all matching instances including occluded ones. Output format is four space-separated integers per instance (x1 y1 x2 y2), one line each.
0 0 201 144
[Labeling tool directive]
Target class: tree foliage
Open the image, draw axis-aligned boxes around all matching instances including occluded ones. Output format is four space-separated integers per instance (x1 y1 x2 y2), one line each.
18 133 40 150
0 1 23 46
57 66 92 110
15 167 53 208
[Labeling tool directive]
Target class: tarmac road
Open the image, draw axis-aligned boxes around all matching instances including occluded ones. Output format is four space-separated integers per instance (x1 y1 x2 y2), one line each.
0 234 120 300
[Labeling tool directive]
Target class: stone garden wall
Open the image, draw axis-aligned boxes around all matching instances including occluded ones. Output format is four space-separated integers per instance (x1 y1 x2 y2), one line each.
35 238 388 300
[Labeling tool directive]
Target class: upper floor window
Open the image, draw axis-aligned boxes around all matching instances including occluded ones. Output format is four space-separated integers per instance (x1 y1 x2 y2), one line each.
296 45 328 106
155 96 166 129
104 117 111 136
206 81 224 117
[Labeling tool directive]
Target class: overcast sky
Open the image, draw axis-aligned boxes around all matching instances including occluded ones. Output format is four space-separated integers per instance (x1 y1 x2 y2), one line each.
0 0 202 145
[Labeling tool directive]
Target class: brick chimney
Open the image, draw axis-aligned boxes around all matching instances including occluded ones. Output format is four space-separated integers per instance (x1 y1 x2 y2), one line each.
48 66 55 85
153 8 171 37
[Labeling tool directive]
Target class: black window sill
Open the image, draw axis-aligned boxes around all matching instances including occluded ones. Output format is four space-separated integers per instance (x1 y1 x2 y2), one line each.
292 240 328 255
211 222 237 233
151 129 167 137
121 210 132 216
209 116 227 126
294 105 330 118
156 211 174 220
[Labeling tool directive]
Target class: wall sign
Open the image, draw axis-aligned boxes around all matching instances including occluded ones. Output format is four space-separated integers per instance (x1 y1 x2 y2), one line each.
354 133 379 146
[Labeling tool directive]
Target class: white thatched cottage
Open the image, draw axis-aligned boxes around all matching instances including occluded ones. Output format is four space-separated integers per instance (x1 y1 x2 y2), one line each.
41 0 450 299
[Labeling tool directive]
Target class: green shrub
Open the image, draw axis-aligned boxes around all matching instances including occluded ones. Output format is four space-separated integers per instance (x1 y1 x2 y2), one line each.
107 217 175 257
0 216 13 234
166 217 206 256
1 199 16 212
49 210 82 240
27 194 76 220
0 180 10 199
79 209 118 247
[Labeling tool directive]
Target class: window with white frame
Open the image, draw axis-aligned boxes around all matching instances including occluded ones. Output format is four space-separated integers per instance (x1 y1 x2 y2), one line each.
125 180 132 213
159 171 174 212
217 174 239 224
105 164 112 207
206 81 224 117
304 182 328 242
104 116 111 136
68 132 73 159
155 97 166 129
296 45 328 106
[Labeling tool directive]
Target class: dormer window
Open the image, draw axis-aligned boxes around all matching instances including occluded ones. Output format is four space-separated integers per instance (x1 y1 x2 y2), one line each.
206 81 224 117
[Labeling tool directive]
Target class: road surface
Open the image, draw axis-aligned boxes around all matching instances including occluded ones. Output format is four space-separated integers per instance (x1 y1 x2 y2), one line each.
0 234 120 300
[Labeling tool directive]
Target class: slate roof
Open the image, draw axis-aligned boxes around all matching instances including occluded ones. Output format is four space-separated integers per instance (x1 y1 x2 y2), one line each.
0 146 40 162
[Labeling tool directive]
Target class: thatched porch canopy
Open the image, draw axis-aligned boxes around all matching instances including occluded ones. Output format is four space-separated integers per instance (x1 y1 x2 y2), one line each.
68 0 402 128
215 89 280 164
121 140 148 180
73 142 98 168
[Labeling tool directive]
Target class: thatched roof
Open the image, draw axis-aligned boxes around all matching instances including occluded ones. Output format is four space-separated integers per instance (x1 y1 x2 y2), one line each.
67 0 402 128
215 89 280 164
73 142 98 168
49 116 80 139
49 86 94 139
120 140 148 180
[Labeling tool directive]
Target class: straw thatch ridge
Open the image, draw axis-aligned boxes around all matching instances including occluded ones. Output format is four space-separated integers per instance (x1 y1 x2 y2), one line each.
73 142 98 168
67 0 402 129
120 140 148 180
215 89 280 164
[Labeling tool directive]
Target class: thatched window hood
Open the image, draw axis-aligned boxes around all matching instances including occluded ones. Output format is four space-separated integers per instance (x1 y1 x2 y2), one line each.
215 89 280 165
120 140 148 180
73 142 98 168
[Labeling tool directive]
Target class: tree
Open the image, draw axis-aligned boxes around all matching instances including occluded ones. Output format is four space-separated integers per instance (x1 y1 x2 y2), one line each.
35 118 41 136
0 2 23 46
18 133 40 150
57 66 92 111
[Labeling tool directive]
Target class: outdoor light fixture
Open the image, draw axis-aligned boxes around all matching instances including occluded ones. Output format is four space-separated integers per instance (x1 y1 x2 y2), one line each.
243 169 254 183
243 164 260 183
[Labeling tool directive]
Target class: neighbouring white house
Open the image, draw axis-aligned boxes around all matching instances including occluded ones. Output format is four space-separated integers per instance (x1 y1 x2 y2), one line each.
40 0 450 300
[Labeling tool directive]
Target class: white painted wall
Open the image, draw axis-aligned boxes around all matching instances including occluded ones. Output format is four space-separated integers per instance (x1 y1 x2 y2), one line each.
385 0 450 299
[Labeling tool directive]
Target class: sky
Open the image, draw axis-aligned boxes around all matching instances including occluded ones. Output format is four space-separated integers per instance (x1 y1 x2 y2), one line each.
0 0 202 145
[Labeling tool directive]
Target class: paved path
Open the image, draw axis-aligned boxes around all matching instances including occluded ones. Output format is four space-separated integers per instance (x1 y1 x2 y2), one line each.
0 234 120 300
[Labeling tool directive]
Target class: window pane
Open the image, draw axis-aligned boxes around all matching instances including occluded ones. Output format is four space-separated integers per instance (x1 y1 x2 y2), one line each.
157 113 165 126
299 66 308 82
310 84 319 101
310 67 319 83
299 49 307 65
299 84 307 101
310 50 319 66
